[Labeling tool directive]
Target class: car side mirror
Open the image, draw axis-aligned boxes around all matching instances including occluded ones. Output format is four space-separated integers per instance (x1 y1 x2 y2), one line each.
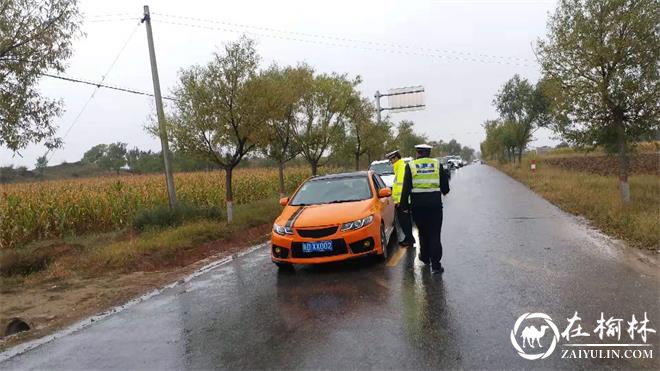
279 197 289 206
378 188 392 198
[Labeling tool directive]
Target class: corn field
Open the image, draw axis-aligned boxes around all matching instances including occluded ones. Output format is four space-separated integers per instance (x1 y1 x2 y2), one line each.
1 167 312 249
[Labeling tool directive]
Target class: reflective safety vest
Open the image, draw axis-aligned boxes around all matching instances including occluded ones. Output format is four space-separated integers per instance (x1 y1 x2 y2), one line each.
391 159 405 203
410 157 441 193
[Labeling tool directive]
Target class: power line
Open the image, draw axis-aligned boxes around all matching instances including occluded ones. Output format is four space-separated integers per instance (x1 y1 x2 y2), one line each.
41 73 177 101
154 18 530 66
83 12 135 18
85 17 142 23
43 21 144 161
151 12 534 66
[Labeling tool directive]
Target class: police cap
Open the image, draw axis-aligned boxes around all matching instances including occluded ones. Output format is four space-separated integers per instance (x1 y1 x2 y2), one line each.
414 144 433 150
385 150 400 159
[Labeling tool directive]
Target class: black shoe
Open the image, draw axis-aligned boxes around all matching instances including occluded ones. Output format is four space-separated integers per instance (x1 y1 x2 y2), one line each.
418 254 430 265
431 263 444 274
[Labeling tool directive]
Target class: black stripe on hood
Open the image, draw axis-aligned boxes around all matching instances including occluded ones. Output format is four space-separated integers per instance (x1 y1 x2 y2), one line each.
285 206 306 228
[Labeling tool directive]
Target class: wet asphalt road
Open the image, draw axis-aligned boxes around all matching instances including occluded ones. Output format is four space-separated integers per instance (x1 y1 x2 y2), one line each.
2 164 659 370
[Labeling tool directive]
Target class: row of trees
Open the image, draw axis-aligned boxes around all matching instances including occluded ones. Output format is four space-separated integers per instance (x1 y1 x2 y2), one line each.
480 75 549 164
0 1 478 219
481 0 659 203
163 37 475 221
80 143 220 174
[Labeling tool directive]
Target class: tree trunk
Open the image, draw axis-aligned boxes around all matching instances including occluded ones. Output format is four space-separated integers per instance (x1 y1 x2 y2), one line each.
225 167 234 223
278 161 285 198
311 161 318 176
355 152 360 171
615 115 630 203
517 147 523 166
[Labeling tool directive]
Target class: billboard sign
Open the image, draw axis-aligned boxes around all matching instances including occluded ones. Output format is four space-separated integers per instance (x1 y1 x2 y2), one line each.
386 86 425 112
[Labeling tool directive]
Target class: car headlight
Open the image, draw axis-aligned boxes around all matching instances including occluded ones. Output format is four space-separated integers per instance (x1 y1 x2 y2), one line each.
273 223 293 235
341 215 374 231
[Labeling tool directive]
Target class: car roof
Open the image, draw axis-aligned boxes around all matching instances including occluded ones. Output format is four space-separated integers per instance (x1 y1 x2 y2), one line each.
311 171 370 181
370 157 413 165
369 159 390 165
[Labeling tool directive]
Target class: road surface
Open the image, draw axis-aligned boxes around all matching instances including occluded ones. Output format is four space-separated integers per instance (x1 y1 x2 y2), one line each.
2 165 658 370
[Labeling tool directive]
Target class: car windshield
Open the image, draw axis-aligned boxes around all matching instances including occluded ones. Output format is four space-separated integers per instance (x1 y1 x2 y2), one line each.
368 162 394 175
290 176 372 205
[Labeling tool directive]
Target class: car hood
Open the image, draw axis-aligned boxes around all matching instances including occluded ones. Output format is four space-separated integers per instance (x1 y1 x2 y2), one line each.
277 199 375 228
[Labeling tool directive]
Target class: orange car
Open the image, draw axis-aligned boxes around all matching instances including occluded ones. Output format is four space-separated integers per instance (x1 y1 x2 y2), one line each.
271 171 396 268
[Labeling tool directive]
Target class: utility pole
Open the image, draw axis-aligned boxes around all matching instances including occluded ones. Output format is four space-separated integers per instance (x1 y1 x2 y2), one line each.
142 5 177 208
374 90 382 124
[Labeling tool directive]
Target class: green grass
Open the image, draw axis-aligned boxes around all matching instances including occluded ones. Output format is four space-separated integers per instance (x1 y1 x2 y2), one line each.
132 203 223 231
0 198 282 279
496 158 659 250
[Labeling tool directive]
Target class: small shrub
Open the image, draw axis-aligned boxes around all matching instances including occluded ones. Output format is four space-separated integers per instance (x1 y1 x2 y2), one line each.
0 249 50 277
132 203 223 231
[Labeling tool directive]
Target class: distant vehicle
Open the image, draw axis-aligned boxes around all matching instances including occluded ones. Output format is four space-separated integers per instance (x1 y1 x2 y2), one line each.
444 156 463 169
368 157 412 187
271 171 396 269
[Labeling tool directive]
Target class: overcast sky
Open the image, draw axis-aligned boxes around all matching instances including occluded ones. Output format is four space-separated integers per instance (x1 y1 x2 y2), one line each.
1 0 560 169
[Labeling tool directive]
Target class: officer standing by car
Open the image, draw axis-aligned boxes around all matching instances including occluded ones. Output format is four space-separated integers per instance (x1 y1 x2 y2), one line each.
400 144 450 274
386 150 415 247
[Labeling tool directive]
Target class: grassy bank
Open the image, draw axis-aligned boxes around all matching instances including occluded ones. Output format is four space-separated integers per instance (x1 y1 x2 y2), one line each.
495 158 659 250
0 197 281 286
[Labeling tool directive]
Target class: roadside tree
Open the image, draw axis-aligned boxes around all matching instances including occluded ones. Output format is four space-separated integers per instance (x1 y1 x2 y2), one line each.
0 0 82 152
493 75 550 165
345 97 377 170
252 64 312 196
169 37 261 222
393 120 427 157
295 72 359 175
537 0 659 202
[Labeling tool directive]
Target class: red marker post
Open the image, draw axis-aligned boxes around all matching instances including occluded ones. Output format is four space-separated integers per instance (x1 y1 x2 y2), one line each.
530 159 537 172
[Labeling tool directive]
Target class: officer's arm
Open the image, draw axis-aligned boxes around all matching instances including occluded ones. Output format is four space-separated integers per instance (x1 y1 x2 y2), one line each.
400 164 413 210
440 167 450 195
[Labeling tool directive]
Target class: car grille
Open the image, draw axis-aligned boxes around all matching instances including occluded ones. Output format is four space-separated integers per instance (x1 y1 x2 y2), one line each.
296 226 338 238
291 239 348 258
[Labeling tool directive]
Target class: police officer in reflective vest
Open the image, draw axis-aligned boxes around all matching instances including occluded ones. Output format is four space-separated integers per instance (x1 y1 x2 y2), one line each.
386 150 415 247
400 144 450 274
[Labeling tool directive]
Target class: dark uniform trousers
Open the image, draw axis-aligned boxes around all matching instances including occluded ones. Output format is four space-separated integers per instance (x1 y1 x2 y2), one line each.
395 204 415 244
411 204 443 264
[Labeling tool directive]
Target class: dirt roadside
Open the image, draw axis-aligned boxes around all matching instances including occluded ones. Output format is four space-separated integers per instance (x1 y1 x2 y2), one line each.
0 224 272 351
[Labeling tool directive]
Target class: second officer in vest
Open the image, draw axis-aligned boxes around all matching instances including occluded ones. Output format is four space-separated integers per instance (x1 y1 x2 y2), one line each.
400 144 450 274
386 150 415 247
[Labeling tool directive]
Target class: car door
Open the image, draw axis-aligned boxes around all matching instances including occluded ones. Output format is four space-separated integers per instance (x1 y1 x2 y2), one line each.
372 174 395 234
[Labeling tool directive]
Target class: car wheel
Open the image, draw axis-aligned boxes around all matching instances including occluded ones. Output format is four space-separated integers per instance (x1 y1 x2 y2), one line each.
379 223 389 260
275 262 294 271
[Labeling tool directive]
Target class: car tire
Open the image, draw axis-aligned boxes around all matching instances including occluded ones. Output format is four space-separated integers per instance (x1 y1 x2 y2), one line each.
275 262 294 271
379 223 389 260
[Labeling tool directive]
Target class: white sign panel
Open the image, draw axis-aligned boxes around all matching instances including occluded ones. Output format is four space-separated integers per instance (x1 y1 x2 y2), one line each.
387 86 425 112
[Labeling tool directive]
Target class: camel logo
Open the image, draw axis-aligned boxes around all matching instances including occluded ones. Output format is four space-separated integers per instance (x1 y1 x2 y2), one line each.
510 312 561 360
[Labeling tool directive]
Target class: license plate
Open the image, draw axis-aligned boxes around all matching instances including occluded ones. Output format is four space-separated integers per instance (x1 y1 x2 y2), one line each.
302 240 333 253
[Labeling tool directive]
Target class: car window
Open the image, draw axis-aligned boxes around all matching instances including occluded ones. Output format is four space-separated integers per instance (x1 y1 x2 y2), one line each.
372 174 386 190
368 162 394 175
290 176 373 206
